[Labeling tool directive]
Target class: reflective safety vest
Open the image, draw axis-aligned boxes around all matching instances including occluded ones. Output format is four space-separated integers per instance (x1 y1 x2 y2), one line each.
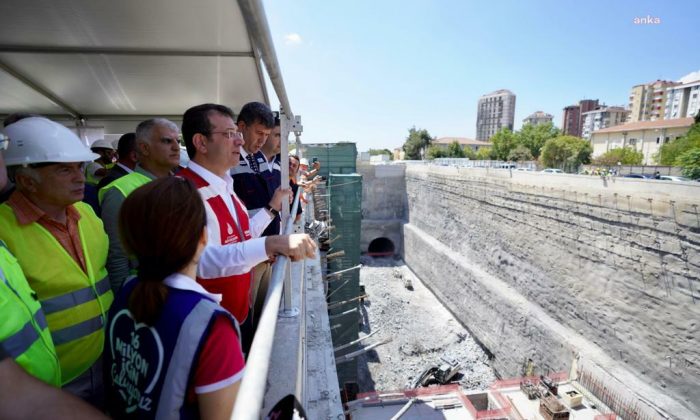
178 167 254 323
0 202 113 384
97 170 151 205
105 278 240 419
85 161 114 187
0 241 61 386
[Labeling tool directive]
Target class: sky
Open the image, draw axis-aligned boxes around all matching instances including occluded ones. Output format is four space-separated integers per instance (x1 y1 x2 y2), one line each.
262 0 700 152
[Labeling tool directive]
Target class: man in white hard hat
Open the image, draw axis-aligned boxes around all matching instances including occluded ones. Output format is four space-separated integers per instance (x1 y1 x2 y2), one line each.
0 117 113 405
84 139 116 187
99 118 181 292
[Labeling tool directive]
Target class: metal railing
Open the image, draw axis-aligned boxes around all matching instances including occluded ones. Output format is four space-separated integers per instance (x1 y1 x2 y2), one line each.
231 186 303 420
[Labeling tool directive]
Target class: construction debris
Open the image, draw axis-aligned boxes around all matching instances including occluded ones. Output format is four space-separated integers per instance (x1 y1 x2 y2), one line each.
356 256 496 392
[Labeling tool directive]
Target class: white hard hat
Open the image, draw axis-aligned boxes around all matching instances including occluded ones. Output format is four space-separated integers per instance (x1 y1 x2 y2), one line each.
91 138 116 150
2 117 99 166
300 158 309 166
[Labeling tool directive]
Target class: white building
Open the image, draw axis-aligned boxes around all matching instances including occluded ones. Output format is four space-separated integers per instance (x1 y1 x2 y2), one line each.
522 111 554 126
590 117 694 164
581 106 628 139
432 137 491 152
664 76 700 120
476 89 516 141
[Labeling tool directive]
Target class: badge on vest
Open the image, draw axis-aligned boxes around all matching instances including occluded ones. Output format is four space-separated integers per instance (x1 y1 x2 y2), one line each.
110 309 164 413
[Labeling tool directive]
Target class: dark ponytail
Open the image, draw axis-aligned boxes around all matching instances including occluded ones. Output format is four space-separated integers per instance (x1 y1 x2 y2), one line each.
118 177 206 325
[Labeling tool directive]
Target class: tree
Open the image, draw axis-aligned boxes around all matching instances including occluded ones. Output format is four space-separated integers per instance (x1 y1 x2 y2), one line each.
462 147 477 160
540 135 592 172
447 141 466 158
475 147 493 160
426 145 447 159
676 148 700 179
402 127 432 160
489 128 518 161
656 123 700 165
517 122 560 158
508 145 534 162
369 148 393 160
592 147 643 166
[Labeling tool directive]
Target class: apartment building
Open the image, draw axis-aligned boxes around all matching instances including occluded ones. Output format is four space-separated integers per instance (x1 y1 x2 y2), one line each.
522 111 554 126
476 89 516 141
628 80 678 122
581 106 628 139
561 99 598 137
665 76 700 120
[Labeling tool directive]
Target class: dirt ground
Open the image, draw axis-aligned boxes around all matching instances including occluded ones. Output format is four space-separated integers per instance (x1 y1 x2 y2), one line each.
355 256 497 393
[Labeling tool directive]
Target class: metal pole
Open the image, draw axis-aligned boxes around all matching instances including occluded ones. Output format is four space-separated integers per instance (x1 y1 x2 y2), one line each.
279 186 302 318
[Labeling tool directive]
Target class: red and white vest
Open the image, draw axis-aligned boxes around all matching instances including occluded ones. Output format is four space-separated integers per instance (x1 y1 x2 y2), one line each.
178 168 253 323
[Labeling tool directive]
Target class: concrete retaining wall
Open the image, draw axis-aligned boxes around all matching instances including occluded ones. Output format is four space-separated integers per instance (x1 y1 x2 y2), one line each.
402 164 700 418
357 164 407 254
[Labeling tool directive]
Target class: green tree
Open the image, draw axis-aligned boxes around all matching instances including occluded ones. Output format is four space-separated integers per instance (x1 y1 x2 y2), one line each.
426 145 447 159
676 148 700 179
656 123 700 165
517 122 560 158
507 145 534 162
447 141 466 158
540 135 592 172
489 128 517 160
592 147 643 166
369 148 393 160
402 127 433 160
475 147 493 160
462 147 477 160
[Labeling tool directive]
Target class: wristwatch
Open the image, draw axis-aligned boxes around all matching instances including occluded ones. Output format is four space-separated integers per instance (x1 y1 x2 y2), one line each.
266 205 280 218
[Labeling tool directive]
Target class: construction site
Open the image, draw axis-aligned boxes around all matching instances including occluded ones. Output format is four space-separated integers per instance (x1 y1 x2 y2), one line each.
299 147 699 420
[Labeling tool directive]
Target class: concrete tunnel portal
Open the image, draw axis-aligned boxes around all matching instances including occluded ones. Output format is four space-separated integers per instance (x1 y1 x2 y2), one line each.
367 237 395 256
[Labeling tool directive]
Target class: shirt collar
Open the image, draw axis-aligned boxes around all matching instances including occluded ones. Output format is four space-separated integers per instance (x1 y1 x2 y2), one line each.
163 272 222 303
187 160 234 193
116 162 134 174
135 164 157 180
7 190 81 226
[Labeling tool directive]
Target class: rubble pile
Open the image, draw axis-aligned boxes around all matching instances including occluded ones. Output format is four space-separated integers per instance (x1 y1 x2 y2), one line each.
356 256 497 392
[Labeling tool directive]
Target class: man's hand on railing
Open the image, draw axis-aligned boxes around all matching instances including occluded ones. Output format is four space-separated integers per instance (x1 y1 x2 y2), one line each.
264 233 316 261
268 187 292 211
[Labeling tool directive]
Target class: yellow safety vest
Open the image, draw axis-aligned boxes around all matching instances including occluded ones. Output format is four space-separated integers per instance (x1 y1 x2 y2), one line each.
0 241 61 386
97 171 151 205
0 202 113 384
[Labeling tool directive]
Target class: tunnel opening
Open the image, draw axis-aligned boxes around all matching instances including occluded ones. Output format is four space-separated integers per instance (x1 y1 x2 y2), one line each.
367 237 395 257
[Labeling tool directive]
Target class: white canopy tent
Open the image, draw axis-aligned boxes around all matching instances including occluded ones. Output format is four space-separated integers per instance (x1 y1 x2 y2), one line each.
0 0 294 133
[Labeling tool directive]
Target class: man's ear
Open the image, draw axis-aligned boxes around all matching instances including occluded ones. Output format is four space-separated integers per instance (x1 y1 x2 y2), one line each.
192 133 208 155
14 172 38 193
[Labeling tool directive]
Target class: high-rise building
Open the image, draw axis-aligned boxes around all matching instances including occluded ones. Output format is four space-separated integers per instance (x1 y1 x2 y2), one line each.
581 106 628 139
561 99 598 137
476 89 516 141
664 75 700 120
628 80 678 123
522 111 553 126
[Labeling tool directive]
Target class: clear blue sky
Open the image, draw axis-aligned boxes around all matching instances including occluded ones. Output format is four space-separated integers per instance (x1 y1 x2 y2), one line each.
263 0 700 152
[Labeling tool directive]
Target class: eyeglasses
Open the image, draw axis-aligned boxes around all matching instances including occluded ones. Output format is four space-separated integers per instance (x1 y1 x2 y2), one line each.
209 130 243 141
0 133 9 151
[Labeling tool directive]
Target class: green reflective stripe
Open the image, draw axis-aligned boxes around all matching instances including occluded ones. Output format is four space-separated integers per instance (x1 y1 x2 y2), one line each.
40 276 110 315
34 309 48 330
1 319 40 359
51 314 104 346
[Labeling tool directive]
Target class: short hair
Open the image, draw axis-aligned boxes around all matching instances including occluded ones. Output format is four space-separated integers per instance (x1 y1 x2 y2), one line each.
181 103 235 159
273 111 281 127
119 177 206 325
135 118 178 148
3 113 42 127
236 102 274 128
8 166 40 184
117 133 137 158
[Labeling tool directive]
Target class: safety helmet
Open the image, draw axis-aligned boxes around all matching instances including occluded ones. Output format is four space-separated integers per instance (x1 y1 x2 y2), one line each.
299 158 309 166
90 138 116 150
2 117 99 166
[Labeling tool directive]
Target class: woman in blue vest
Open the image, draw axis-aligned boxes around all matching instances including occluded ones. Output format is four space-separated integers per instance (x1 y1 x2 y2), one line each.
104 177 244 419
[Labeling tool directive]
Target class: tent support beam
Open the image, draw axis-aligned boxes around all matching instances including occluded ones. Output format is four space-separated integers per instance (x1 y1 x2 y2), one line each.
0 45 255 57
0 59 80 118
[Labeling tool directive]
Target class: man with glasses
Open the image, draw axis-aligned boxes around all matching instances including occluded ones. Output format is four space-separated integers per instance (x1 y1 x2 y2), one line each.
0 117 113 405
179 103 316 353
99 118 181 293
